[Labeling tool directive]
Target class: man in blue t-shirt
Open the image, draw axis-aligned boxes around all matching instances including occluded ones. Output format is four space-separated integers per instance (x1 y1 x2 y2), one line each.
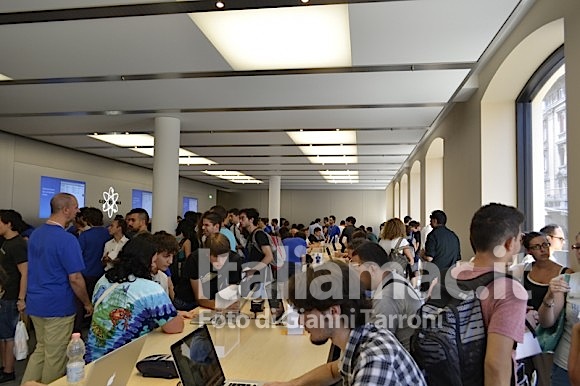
22 193 93 385
327 215 341 243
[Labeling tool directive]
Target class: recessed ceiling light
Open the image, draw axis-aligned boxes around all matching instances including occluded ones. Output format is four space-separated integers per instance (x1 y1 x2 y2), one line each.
299 145 357 156
319 170 359 184
189 4 351 70
89 133 154 147
216 1 224 8
202 170 262 184
308 156 358 164
89 133 217 165
288 130 355 145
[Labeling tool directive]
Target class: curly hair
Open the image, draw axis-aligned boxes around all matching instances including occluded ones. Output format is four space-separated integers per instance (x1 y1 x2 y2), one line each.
153 231 179 255
105 234 155 283
380 218 406 240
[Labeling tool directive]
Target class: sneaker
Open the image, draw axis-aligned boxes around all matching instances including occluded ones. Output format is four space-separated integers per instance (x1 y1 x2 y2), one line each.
0 371 15 383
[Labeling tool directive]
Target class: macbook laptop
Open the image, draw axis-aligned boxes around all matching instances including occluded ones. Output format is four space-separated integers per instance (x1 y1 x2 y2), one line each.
85 334 146 386
170 325 263 386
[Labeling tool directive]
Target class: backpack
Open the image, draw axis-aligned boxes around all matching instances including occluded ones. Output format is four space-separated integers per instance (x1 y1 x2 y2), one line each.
387 238 409 277
251 229 286 270
410 271 510 386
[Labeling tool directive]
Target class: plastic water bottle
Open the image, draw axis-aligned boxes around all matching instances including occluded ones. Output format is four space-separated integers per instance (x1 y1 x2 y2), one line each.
66 332 86 385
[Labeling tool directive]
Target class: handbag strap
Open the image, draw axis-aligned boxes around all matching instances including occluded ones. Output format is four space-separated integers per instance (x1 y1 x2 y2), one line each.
94 283 120 309
393 237 404 251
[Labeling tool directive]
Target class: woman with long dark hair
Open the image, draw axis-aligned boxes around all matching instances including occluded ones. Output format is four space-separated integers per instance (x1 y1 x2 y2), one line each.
86 234 183 362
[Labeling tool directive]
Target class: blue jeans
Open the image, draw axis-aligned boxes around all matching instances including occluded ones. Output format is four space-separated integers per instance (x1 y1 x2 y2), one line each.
551 364 570 386
0 299 19 340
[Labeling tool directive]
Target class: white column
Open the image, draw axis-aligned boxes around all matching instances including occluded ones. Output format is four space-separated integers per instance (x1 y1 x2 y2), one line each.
152 117 180 234
268 175 281 222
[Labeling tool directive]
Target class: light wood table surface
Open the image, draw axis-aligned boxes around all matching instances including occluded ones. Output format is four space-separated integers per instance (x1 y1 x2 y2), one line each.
50 309 330 385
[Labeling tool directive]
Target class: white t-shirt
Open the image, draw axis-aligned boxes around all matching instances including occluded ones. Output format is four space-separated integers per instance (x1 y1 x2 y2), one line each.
103 236 129 270
152 271 170 295
379 237 410 253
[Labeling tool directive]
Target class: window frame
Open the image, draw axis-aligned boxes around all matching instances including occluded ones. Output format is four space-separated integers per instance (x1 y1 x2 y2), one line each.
516 45 564 230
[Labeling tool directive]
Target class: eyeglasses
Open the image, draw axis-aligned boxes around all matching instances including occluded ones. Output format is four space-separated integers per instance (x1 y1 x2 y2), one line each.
528 242 551 251
572 244 580 250
549 235 565 242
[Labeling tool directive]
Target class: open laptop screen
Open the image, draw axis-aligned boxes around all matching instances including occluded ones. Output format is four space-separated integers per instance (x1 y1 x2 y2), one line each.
170 325 226 386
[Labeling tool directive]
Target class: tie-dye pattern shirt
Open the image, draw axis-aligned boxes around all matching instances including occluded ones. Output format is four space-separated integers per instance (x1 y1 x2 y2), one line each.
86 275 177 362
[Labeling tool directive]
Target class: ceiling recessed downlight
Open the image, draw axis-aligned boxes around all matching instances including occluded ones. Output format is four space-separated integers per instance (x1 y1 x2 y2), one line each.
202 170 263 184
89 133 154 147
189 4 351 71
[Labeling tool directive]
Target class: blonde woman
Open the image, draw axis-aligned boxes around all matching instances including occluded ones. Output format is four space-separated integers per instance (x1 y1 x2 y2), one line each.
379 218 414 279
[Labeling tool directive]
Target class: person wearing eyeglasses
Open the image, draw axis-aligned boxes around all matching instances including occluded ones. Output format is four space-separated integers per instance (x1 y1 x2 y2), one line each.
538 231 580 386
511 232 573 386
540 224 567 262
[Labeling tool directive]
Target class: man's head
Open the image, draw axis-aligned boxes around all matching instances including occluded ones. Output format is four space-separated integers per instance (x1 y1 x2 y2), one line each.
83 207 104 227
271 218 278 226
345 216 356 226
429 210 447 227
108 218 127 237
201 211 222 237
540 224 565 252
50 193 79 222
329 215 336 226
0 209 26 237
408 220 421 232
151 231 179 273
289 261 371 345
210 205 228 225
239 208 260 230
403 215 412 225
469 203 524 261
352 241 390 290
346 238 369 261
228 208 240 225
126 208 149 233
313 227 322 237
204 233 231 270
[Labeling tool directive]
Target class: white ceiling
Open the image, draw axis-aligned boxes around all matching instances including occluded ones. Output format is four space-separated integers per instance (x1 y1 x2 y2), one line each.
0 0 528 190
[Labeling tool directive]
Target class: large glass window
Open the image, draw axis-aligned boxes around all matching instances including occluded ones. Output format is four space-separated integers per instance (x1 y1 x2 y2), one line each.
517 46 567 239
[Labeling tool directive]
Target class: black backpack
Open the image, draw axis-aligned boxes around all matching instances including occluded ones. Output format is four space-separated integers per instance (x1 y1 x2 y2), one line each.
410 271 510 386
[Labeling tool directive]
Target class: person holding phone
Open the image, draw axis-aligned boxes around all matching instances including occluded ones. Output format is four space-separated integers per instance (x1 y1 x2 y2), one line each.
538 231 580 386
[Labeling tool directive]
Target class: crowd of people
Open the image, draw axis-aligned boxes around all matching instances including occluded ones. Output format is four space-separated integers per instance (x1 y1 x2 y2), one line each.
0 194 579 385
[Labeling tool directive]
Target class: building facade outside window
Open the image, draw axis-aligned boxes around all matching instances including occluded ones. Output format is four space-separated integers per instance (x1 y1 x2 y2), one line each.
517 46 568 243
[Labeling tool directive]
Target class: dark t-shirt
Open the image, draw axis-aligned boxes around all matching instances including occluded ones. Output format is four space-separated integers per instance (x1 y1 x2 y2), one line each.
245 229 270 263
176 250 242 302
425 226 461 272
0 235 28 300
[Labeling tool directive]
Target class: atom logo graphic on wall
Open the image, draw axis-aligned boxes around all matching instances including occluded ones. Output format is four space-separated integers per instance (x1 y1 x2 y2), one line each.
102 187 119 218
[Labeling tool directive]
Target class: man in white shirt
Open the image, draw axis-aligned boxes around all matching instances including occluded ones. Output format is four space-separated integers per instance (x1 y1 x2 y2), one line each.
540 224 567 264
102 218 128 270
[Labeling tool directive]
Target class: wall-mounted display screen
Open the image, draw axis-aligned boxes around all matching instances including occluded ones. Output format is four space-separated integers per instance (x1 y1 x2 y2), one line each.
39 176 86 218
183 196 198 214
131 189 153 217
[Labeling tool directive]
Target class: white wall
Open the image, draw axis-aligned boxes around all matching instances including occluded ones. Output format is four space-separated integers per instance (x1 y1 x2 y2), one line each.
219 189 387 233
1 133 217 227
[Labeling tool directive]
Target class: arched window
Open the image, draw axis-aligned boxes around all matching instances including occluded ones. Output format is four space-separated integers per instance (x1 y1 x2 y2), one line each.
517 46 567 236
